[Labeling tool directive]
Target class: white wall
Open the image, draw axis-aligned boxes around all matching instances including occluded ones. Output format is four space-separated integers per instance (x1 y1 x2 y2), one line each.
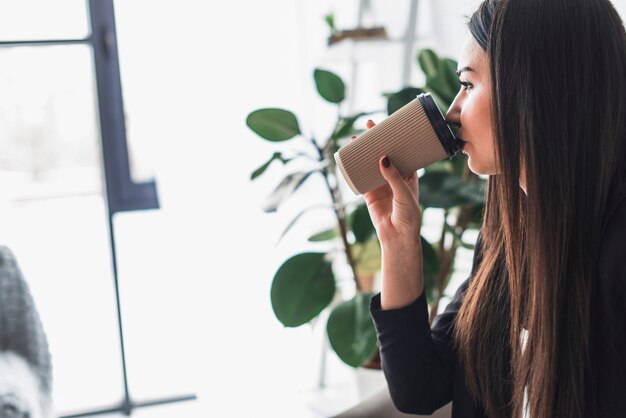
111 0 626 416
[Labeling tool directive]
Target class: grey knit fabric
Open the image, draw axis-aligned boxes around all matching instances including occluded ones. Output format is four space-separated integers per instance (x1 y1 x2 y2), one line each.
0 246 52 418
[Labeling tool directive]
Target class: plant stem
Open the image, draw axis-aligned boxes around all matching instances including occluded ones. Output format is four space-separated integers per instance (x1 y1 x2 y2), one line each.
428 206 473 323
437 209 449 259
429 241 453 324
310 136 362 293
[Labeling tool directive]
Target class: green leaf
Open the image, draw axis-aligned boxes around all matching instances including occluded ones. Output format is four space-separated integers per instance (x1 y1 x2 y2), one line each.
417 49 459 109
314 68 345 103
332 117 358 141
333 128 366 154
262 171 315 212
350 203 375 243
418 49 440 79
421 236 440 303
271 253 336 327
386 87 424 115
251 152 282 180
425 77 455 108
246 108 301 141
309 228 338 242
456 180 487 206
419 171 485 209
277 206 334 245
331 113 368 154
352 239 381 275
325 13 336 33
467 204 485 229
442 58 461 101
451 152 468 177
327 293 378 367
424 159 453 174
419 172 458 208
332 112 370 140
251 151 318 181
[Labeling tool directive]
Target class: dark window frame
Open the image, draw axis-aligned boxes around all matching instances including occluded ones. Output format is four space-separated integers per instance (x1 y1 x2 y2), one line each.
0 0 159 215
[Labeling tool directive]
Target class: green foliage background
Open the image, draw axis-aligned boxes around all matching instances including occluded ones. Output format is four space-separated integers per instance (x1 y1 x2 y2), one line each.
246 49 486 368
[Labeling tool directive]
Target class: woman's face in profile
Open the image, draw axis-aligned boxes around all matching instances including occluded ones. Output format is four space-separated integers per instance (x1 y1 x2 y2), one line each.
446 36 498 176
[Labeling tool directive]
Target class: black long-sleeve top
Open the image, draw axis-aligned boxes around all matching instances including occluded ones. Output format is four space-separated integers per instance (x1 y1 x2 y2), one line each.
369 171 626 418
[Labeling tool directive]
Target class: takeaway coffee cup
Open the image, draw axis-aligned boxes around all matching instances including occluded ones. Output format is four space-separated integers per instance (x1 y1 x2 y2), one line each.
334 92 464 195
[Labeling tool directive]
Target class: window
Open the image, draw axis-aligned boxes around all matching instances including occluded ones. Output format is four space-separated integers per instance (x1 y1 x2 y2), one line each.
0 0 161 414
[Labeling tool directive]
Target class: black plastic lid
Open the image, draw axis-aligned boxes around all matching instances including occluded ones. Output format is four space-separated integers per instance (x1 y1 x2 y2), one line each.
417 92 464 158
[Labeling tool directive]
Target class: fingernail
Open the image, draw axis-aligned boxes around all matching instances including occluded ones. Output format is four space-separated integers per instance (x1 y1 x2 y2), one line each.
382 156 390 168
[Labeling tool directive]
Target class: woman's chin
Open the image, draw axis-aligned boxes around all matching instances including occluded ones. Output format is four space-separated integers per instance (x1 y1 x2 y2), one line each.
467 159 497 176
463 147 492 175
466 158 487 176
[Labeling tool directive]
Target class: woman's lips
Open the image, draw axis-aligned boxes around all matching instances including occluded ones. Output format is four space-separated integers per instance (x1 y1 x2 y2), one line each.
457 136 468 151
457 130 467 143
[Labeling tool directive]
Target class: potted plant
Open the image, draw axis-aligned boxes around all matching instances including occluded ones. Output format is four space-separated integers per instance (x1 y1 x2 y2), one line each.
246 48 485 370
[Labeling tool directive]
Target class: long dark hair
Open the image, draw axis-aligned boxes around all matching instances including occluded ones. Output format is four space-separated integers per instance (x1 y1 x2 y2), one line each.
453 1 626 417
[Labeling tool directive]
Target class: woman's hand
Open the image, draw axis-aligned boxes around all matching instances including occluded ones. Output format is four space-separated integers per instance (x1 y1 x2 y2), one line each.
353 120 423 245
351 119 425 309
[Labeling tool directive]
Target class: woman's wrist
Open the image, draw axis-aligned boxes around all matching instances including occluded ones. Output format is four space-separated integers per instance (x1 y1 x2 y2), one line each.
379 239 424 310
380 233 422 253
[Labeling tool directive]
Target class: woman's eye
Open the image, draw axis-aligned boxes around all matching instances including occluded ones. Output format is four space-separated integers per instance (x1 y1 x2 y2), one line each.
460 81 473 91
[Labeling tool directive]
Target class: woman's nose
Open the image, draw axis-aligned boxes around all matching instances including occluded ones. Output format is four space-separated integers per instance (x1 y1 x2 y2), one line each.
445 91 463 128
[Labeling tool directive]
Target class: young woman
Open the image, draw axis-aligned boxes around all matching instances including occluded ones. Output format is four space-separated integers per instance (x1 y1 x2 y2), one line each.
362 0 626 417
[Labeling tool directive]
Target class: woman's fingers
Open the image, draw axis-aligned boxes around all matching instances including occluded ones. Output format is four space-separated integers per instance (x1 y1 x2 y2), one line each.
378 155 417 203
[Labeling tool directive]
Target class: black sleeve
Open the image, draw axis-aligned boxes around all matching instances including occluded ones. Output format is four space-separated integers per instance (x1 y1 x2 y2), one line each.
592 197 626 417
369 232 483 415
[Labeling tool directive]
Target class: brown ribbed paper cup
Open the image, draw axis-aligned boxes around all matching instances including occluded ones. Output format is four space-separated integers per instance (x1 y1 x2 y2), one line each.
334 92 462 195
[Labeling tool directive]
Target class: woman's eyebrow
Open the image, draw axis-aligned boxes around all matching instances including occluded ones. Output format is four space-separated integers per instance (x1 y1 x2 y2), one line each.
456 66 474 76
